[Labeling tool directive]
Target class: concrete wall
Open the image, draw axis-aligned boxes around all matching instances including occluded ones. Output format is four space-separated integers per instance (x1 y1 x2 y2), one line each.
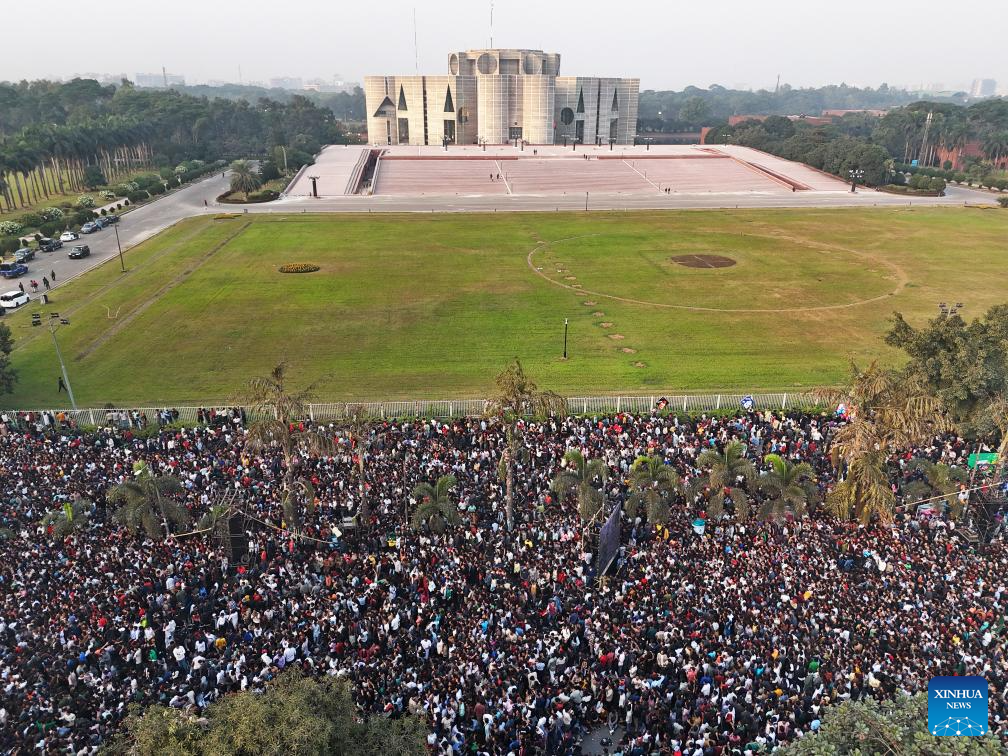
366 49 638 146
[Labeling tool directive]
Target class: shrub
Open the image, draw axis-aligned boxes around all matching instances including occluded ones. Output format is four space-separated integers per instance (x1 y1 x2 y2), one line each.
40 207 64 222
99 190 116 201
943 160 953 171
39 221 61 237
0 236 21 255
928 177 946 193
0 220 23 236
77 194 96 208
998 197 1008 208
18 212 43 228
116 181 139 194
100 208 107 216
116 203 123 210
83 165 106 189
953 172 967 183
148 183 166 196
247 189 279 202
73 209 94 226
127 191 148 204
278 263 320 273
123 199 131 207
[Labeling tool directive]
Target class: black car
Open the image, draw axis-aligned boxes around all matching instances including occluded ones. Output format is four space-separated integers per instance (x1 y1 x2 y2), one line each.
39 238 62 252
68 245 91 259
105 214 120 224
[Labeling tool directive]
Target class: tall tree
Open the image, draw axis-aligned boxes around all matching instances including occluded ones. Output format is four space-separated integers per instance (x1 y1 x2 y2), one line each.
625 454 682 526
411 474 459 534
818 361 946 524
108 461 189 539
691 440 756 519
238 363 332 533
337 404 378 522
0 322 15 395
885 306 1008 437
41 497 93 539
904 458 969 518
485 360 567 530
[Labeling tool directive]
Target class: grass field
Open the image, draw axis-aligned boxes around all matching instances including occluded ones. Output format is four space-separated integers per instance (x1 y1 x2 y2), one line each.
2 207 1007 408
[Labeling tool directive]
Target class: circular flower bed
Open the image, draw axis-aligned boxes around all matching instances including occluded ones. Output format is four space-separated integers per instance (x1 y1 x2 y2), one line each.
278 263 320 273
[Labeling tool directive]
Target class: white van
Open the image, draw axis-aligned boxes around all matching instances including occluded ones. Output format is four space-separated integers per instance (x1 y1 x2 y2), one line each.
0 290 30 309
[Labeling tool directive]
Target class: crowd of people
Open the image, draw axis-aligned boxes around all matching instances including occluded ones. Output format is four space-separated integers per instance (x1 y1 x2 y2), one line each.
0 407 1006 754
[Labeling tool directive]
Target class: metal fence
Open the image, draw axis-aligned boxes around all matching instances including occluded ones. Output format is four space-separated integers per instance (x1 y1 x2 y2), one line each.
5 391 822 428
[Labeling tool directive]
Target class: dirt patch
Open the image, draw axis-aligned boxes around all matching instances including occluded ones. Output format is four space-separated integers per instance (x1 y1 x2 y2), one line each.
564 276 577 281
592 311 605 317
620 347 637 354
633 361 647 368
670 254 736 268
599 322 614 328
582 300 596 306
608 334 625 340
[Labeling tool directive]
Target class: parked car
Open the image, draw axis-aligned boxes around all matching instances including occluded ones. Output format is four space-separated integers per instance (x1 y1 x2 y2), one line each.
0 262 28 279
0 290 30 309
59 231 79 242
39 238 62 252
68 245 91 259
80 222 98 234
95 216 110 228
14 248 35 263
106 213 120 224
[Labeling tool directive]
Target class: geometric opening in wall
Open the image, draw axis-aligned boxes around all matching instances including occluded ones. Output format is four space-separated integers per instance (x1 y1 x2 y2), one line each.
373 96 396 117
560 107 575 125
444 86 454 113
611 90 619 111
449 53 459 75
523 53 541 75
576 89 585 113
398 86 407 111
476 53 497 74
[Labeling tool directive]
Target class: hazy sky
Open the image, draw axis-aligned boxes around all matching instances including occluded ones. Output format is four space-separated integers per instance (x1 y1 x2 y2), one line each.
6 0 1006 91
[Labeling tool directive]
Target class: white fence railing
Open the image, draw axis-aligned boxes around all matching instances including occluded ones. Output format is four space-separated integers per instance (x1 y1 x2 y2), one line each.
5 392 822 428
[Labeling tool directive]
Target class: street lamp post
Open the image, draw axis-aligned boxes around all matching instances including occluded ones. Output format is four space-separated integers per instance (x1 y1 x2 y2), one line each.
849 168 864 193
113 223 125 272
563 318 569 359
308 175 320 198
32 312 76 409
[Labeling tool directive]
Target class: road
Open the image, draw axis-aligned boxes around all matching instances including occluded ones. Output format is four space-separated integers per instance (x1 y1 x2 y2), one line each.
224 182 997 214
10 170 231 295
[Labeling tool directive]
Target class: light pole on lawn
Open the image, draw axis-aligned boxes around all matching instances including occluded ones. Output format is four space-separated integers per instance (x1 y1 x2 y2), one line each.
849 167 864 193
563 318 569 359
32 312 76 409
113 223 125 272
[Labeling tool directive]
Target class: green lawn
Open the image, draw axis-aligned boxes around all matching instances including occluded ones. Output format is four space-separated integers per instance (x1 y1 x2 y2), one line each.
3 207 1007 408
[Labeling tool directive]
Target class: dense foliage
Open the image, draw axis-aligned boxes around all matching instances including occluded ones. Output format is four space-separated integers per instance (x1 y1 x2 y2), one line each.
782 693 1000 755
109 670 427 756
0 78 355 213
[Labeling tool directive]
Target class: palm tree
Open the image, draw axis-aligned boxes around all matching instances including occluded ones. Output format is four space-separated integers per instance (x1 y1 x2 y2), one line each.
337 404 378 522
626 454 682 526
550 449 607 528
816 360 946 524
237 363 332 533
41 497 93 539
904 458 968 519
411 475 459 534
486 360 567 530
755 454 817 521
108 461 190 539
229 159 260 198
691 441 756 519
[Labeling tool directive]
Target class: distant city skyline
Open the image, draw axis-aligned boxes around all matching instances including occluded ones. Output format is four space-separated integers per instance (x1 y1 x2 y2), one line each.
4 0 1006 93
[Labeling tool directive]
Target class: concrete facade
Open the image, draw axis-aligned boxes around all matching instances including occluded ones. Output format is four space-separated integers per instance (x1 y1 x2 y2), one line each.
365 49 638 146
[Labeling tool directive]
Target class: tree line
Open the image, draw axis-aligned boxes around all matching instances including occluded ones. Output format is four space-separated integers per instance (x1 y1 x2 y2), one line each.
0 78 357 213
